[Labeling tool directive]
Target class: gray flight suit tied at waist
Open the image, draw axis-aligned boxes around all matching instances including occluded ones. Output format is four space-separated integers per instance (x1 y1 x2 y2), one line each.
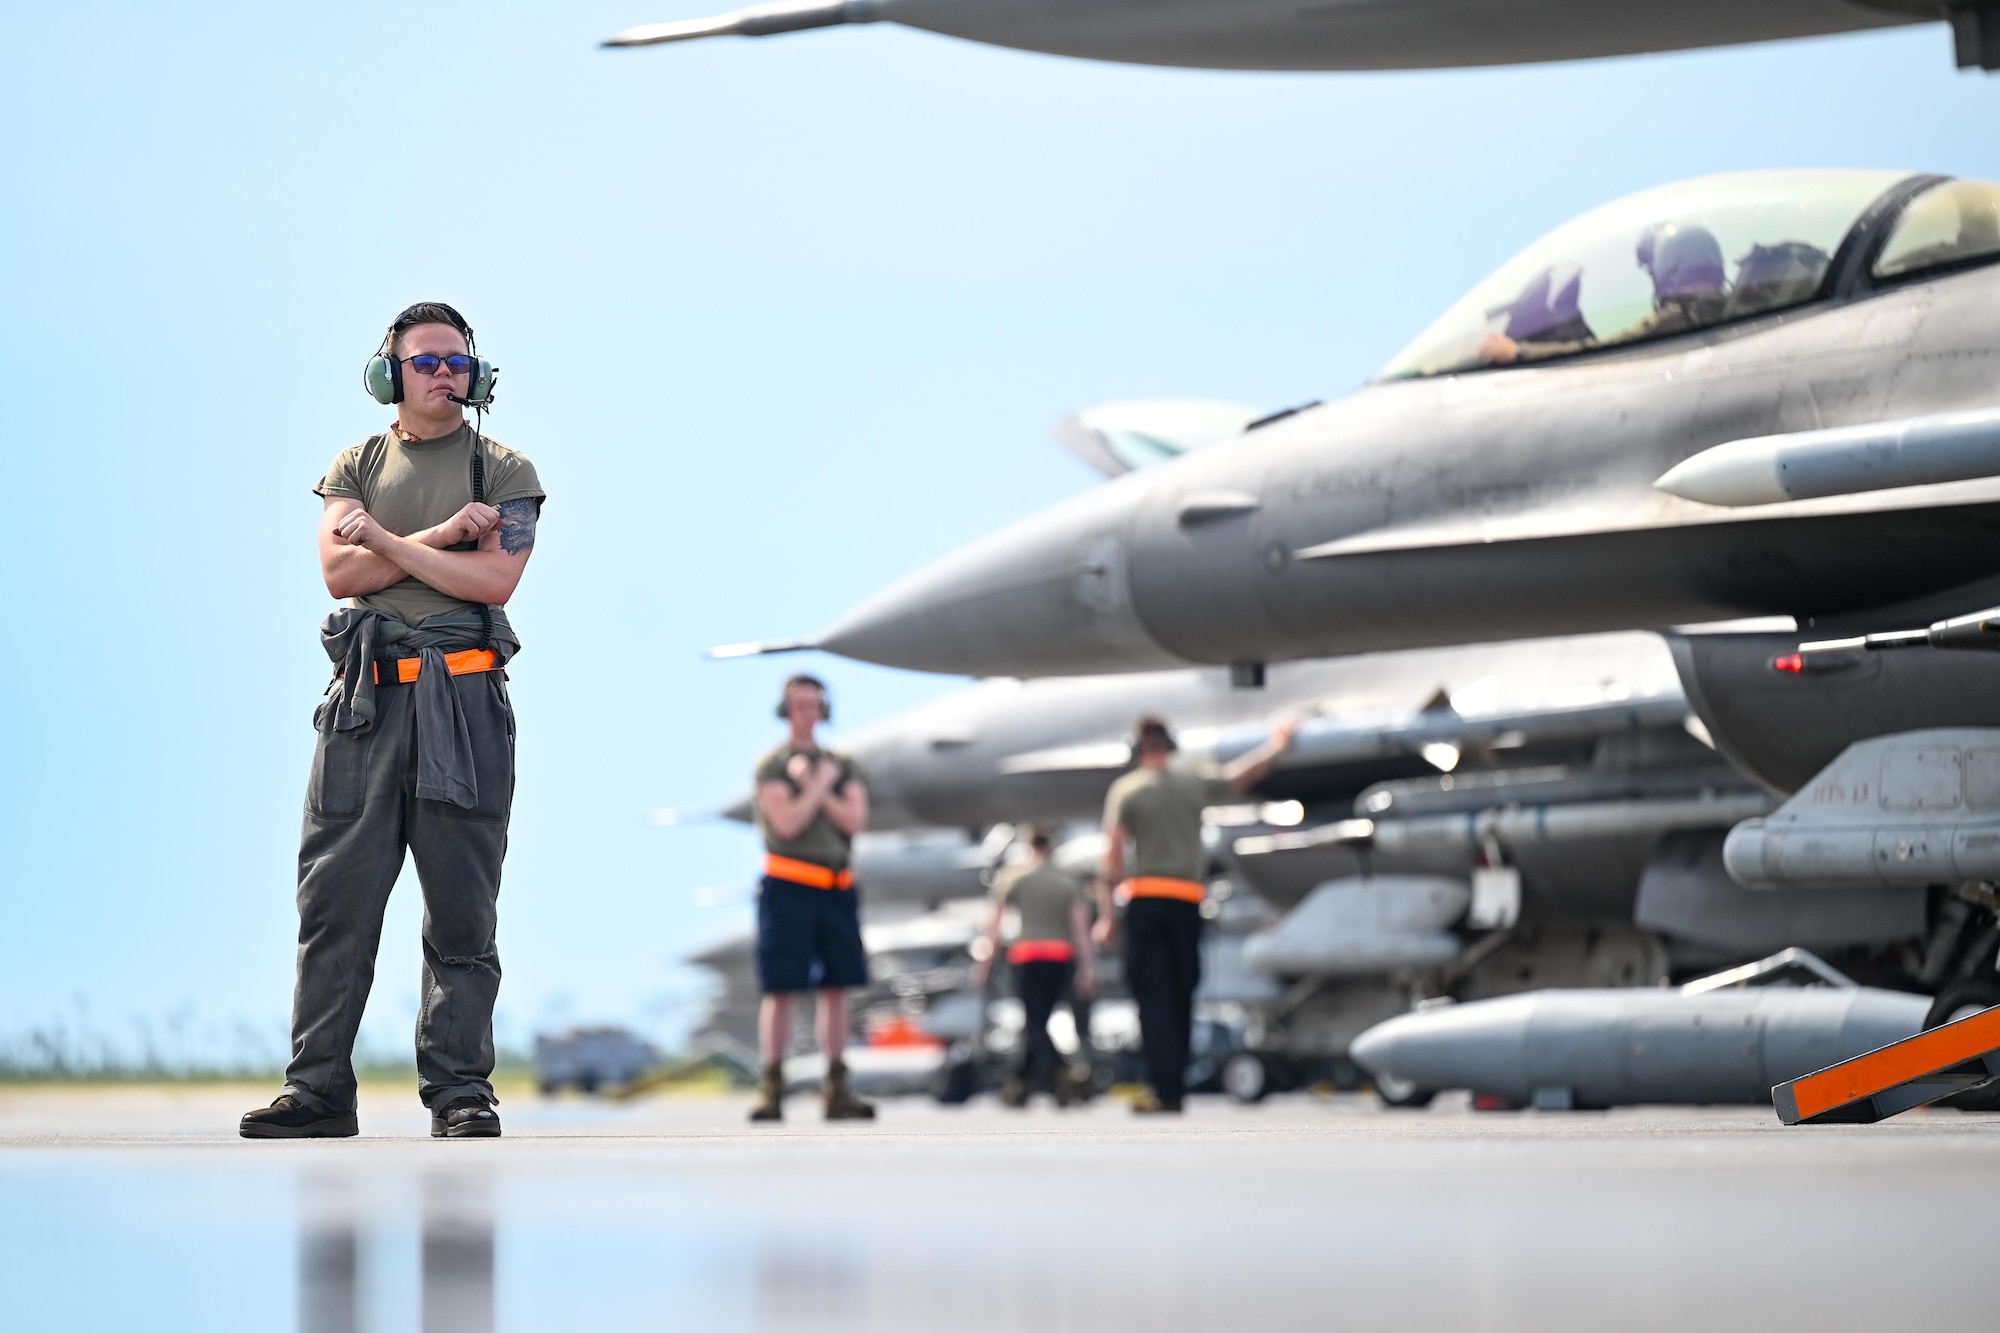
318 606 520 810
290 604 520 1116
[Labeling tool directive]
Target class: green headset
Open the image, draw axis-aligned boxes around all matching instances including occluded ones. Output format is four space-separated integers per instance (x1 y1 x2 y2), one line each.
777 674 832 722
361 301 501 654
362 301 498 408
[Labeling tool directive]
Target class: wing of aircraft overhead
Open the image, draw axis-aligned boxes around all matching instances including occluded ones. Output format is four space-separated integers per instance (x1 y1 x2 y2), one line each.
601 0 1970 73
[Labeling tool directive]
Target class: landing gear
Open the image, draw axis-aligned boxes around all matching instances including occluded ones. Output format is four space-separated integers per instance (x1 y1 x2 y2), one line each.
1373 1071 1436 1109
1221 1052 1269 1104
1924 974 2000 1111
936 1055 981 1105
1925 974 2000 1029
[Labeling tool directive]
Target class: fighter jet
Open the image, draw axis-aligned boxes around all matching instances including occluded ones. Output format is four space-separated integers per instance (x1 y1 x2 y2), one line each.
604 0 2000 72
801 170 2000 687
837 625 1926 936
692 630 1723 907
701 625 1942 1091
845 631 1687 834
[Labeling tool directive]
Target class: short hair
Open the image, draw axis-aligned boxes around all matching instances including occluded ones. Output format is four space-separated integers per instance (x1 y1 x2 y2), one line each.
388 301 476 356
1133 715 1176 753
1024 825 1054 852
783 673 828 699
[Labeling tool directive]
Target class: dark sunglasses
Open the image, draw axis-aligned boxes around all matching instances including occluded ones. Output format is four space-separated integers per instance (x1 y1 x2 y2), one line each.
400 353 476 377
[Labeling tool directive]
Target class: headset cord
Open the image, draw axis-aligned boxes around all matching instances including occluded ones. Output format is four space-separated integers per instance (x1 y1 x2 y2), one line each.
470 409 497 652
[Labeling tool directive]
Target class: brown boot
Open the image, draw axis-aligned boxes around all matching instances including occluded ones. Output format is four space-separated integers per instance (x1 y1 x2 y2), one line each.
748 1061 784 1123
823 1059 877 1121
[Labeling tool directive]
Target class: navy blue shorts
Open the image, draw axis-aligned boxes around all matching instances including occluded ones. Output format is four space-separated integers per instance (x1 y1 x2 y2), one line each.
756 876 870 994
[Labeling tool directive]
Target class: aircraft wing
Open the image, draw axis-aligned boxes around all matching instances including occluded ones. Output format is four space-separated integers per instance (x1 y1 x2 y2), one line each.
706 638 816 659
995 692 1689 778
997 741 1137 775
603 0 865 46
649 794 756 826
1222 695 1690 769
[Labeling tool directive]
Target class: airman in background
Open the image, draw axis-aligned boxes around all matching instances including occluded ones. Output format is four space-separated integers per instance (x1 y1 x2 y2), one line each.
973 826 1096 1108
1098 715 1298 1113
748 674 877 1123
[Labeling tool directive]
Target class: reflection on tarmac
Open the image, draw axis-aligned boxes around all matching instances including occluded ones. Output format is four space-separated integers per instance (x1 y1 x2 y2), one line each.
298 1179 361 1333
421 1175 494 1333
756 1235 864 1329
6 1091 2000 1331
298 1173 494 1333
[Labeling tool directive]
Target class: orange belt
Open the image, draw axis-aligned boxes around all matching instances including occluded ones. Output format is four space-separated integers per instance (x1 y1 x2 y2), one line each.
341 648 500 686
764 854 855 890
1008 939 1075 964
1126 876 1206 904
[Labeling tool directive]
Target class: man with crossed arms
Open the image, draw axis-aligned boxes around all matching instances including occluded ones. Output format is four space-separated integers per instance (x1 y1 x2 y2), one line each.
748 673 877 1123
242 302 542 1141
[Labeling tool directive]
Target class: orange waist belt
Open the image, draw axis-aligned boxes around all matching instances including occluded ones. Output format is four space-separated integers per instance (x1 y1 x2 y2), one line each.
341 648 500 686
1125 876 1206 903
1008 939 1076 964
764 854 855 890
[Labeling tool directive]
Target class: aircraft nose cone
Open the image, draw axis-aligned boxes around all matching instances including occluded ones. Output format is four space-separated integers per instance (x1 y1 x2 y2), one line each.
818 482 1186 677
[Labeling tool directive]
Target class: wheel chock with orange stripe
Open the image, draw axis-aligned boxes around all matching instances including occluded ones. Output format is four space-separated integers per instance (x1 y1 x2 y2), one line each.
1774 1004 2000 1125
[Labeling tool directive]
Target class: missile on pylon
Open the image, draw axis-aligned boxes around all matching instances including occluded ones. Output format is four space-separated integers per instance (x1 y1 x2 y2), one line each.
848 828 994 902
1654 406 2000 508
1240 876 1470 978
1350 951 1928 1108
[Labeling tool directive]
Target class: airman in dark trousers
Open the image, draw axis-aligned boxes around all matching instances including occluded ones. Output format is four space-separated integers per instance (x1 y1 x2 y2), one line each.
243 303 544 1140
747 674 877 1123
973 827 1096 1107
1098 715 1297 1114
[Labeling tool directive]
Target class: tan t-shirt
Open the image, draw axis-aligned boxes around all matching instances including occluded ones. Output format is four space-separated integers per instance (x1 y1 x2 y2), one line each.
314 423 546 627
1103 767 1234 882
992 862 1082 943
754 745 868 871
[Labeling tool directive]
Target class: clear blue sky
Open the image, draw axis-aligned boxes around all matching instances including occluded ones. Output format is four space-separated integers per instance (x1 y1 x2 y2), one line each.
2 3 1996 1066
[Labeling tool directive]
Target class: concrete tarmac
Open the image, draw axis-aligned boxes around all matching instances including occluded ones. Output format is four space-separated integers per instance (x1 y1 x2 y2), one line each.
2 1084 1995 1331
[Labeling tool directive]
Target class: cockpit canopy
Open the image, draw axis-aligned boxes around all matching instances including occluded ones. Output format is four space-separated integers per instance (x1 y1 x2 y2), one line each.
1377 170 2000 380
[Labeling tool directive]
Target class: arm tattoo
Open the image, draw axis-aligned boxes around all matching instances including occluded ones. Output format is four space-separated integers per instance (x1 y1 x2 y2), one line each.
497 498 539 555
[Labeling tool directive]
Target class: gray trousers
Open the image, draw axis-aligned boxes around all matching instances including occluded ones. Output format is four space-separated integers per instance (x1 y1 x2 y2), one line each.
284 669 514 1115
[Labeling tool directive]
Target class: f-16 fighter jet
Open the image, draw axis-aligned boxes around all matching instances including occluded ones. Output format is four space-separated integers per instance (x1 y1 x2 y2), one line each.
605 0 2000 71
802 171 2000 686
688 630 1955 1101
